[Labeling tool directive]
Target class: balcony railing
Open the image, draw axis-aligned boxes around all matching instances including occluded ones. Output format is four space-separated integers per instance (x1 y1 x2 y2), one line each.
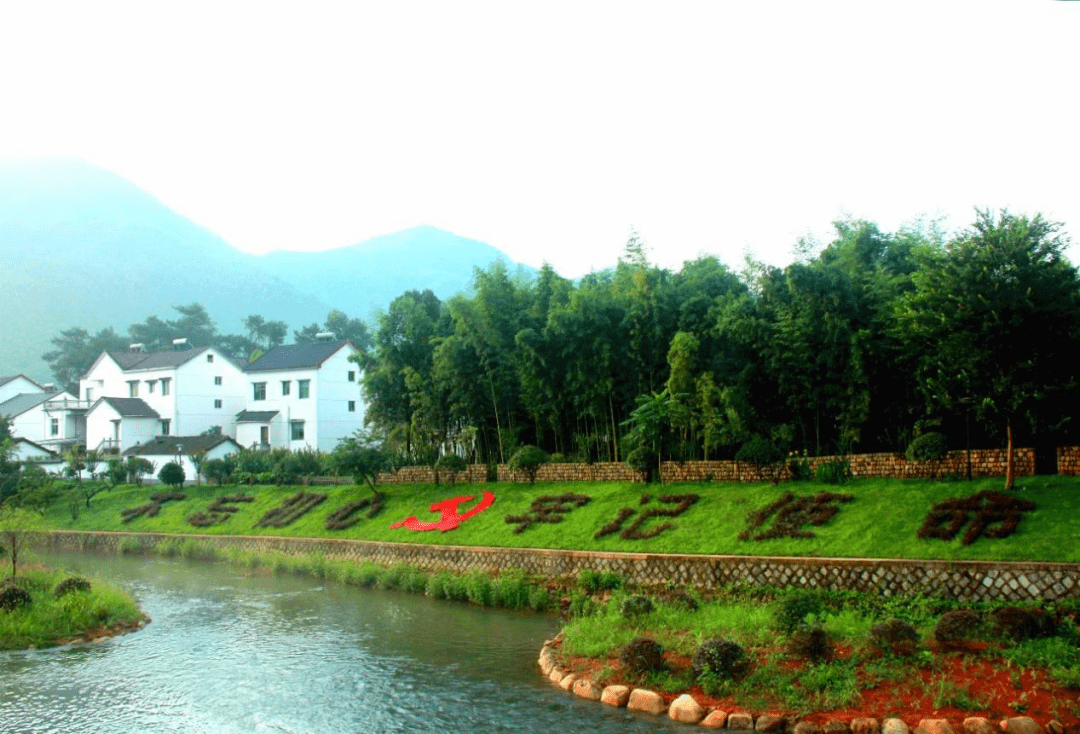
44 399 92 412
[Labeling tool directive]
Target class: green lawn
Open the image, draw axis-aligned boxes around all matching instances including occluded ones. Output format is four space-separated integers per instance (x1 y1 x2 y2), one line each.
40 475 1080 563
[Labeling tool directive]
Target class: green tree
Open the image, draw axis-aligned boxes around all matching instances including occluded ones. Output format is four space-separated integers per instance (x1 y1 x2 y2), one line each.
507 445 549 485
158 461 186 488
42 327 128 394
899 210 1080 489
332 433 393 490
0 505 41 579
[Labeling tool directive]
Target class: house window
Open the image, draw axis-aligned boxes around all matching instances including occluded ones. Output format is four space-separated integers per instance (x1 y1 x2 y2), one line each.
348 400 356 412
128 380 139 398
253 382 266 401
214 399 223 409
50 418 59 436
85 387 93 401
161 420 171 436
214 376 222 386
161 378 171 396
147 380 156 394
290 421 305 440
260 426 270 445
282 381 291 396
298 379 310 399
348 371 355 382
207 354 214 363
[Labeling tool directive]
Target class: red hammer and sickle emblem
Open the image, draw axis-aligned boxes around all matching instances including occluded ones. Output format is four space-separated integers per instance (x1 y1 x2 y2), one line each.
390 491 496 532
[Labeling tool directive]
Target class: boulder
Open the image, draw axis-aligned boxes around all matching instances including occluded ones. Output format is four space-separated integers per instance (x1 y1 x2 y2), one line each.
1045 722 1063 734
548 667 565 683
852 719 881 734
825 721 850 734
728 712 755 730
572 678 602 701
600 685 630 707
883 719 911 734
627 688 665 715
964 718 996 734
757 715 788 732
701 710 730 729
668 693 705 724
558 672 577 691
999 718 1044 734
916 720 955 734
795 723 823 734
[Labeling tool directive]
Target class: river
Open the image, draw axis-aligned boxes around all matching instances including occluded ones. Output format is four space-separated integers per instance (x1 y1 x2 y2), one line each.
0 552 682 733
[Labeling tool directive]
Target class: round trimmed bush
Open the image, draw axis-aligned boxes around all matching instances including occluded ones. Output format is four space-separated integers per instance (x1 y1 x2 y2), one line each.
55 576 92 598
0 583 32 612
619 595 655 619
774 591 824 633
990 606 1056 641
691 638 747 680
868 619 920 657
934 609 984 644
786 625 831 663
906 432 948 461
620 637 666 675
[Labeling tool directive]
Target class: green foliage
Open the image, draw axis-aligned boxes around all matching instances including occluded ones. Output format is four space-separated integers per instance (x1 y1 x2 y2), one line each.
272 449 323 485
619 595 655 619
990 605 1057 641
0 583 32 612
333 433 392 490
933 609 984 644
774 591 825 633
736 436 786 483
202 457 237 485
906 432 948 461
434 454 468 485
578 568 622 593
691 638 747 679
104 458 127 488
125 457 154 485
816 459 851 485
867 619 920 657
507 445 549 485
157 462 185 488
786 625 831 663
54 577 91 598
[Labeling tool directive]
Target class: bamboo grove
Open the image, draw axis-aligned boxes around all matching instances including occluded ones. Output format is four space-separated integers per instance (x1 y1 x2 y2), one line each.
359 211 1080 475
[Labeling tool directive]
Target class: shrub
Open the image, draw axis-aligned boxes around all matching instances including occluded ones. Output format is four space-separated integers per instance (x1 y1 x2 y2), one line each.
579 569 622 593
434 455 468 485
691 638 747 679
868 619 920 657
736 436 786 483
0 583 32 612
158 462 185 488
906 432 948 461
787 625 832 663
990 606 1057 641
817 459 851 485
774 591 824 633
934 609 984 644
507 445 550 485
620 595 655 619
788 453 814 481
54 576 92 598
202 457 237 486
620 637 666 675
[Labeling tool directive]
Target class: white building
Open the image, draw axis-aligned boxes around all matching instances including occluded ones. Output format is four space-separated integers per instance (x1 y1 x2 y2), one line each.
123 434 243 484
238 339 364 452
0 389 85 452
0 374 46 403
79 344 248 452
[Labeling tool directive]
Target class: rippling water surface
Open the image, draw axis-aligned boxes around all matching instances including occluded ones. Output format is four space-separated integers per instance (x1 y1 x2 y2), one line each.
0 553 680 733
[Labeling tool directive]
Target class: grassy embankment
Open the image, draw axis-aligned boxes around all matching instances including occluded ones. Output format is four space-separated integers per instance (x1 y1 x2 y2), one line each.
0 566 145 649
41 474 1080 562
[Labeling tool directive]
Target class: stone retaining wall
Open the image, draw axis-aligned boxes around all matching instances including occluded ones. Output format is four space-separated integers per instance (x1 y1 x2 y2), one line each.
377 448 1042 486
38 531 1080 603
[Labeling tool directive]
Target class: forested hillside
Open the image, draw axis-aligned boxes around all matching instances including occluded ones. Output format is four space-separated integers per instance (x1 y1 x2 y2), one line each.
359 212 1080 483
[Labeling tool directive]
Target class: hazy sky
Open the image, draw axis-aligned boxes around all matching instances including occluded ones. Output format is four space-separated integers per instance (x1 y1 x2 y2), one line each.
2 1 1078 277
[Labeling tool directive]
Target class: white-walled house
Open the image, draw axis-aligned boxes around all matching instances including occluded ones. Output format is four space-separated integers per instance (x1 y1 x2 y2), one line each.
0 375 45 403
123 434 242 484
240 339 364 452
79 344 248 452
0 389 85 451
9 437 57 463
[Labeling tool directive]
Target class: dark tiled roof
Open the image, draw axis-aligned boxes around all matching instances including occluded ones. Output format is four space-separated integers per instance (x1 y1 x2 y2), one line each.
235 410 279 422
97 397 160 418
105 346 211 371
244 340 354 372
0 391 62 418
123 434 240 456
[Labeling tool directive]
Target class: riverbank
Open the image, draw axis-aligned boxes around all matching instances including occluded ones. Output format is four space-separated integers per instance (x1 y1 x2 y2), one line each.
0 564 147 649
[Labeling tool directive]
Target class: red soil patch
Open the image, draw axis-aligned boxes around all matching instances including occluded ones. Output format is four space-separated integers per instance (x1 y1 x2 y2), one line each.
553 641 1080 730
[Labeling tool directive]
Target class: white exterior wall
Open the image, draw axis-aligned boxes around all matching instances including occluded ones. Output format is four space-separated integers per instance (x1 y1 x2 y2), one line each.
137 440 241 484
235 417 286 449
85 402 160 453
7 392 77 444
244 347 364 453
11 440 56 462
0 376 43 403
79 354 126 403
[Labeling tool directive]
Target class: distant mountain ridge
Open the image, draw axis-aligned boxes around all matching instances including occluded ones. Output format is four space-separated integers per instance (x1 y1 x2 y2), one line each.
0 158 535 380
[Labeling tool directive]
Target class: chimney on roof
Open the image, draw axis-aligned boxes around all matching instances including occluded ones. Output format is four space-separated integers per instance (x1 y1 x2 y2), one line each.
172 338 189 351
315 331 336 342
41 383 56 391
129 343 144 353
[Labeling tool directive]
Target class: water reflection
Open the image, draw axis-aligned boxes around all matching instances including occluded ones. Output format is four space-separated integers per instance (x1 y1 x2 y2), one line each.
0 552 682 733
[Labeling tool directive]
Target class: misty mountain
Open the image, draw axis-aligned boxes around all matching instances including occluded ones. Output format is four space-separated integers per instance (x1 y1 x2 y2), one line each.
0 158 533 380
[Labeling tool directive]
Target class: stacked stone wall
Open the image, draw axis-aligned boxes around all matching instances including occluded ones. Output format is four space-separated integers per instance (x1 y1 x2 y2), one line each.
368 446 1057 486
40 531 1079 603
1058 446 1080 475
